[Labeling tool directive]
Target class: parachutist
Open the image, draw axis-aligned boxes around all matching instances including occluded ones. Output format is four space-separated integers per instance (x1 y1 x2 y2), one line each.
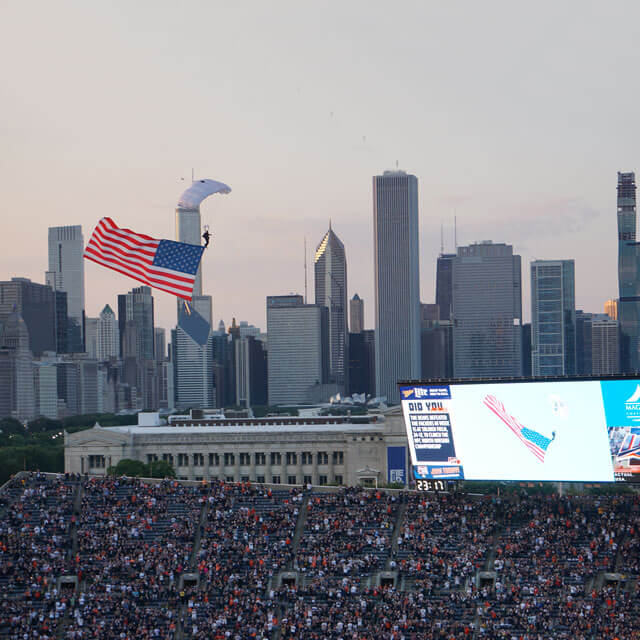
202 229 211 249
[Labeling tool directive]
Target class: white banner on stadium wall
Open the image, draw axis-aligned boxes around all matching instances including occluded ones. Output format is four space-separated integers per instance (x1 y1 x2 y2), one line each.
399 378 640 483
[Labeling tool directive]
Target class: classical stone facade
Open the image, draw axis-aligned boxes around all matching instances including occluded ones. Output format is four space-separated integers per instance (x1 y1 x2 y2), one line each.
64 408 409 487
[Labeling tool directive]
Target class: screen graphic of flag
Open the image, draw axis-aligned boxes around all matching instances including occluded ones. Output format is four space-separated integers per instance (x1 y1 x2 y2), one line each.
483 395 554 462
84 217 205 300
618 433 640 461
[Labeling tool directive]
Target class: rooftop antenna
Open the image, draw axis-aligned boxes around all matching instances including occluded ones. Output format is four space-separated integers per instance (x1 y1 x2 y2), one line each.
191 168 194 182
395 159 399 170
304 237 308 304
454 213 458 249
440 222 444 255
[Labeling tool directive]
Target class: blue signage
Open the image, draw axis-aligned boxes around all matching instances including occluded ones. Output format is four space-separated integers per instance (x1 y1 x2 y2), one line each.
601 380 640 426
387 446 406 485
400 385 451 401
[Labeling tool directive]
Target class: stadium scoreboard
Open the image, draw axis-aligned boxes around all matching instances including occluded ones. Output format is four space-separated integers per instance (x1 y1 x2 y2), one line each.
399 377 640 483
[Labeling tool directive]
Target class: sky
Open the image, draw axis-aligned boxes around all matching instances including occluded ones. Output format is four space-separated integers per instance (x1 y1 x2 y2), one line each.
2 1 640 335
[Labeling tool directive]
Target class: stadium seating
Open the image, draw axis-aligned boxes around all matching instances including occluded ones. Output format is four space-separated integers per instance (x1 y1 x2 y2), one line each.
0 473 638 640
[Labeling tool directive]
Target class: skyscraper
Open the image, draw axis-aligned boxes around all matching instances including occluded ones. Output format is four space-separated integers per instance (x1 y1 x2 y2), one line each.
591 314 620 375
0 310 35 421
435 253 456 321
315 224 348 390
530 260 576 376
350 294 364 334
97 304 119 360
118 286 155 360
604 299 619 320
84 317 98 359
46 225 85 351
373 170 420 403
267 295 329 405
452 242 522 379
0 278 57 357
617 171 640 372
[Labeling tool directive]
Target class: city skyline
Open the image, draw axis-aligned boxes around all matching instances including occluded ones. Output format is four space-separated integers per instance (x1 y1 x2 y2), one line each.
2 3 639 334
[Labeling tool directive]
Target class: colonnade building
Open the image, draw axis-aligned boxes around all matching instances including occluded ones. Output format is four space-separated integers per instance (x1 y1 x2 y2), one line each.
64 408 409 487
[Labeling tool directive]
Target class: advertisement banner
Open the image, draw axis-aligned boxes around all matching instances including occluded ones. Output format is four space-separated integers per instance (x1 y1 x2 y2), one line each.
400 379 640 482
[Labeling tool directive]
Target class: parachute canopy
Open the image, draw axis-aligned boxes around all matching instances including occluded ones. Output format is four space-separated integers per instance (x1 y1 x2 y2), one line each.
177 179 231 210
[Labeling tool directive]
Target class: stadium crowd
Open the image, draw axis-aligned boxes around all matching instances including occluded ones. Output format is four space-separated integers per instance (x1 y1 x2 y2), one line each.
0 473 638 640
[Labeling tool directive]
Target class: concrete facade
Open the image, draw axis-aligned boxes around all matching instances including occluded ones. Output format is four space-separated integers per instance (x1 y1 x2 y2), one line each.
64 408 409 487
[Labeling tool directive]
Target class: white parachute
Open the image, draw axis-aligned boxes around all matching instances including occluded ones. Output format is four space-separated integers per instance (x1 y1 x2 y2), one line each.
177 179 231 210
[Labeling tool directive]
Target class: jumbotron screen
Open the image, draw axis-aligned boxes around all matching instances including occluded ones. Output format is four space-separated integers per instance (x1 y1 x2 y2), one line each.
399 378 640 483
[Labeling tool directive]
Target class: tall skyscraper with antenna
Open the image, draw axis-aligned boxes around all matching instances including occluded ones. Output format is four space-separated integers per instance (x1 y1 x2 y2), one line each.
617 171 640 371
315 222 348 391
373 170 420 404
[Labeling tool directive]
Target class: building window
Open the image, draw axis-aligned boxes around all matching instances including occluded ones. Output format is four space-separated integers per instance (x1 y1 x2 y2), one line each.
287 475 297 485
319 475 328 486
332 451 344 465
256 475 265 483
241 475 250 482
270 452 281 465
195 476 203 482
301 452 313 465
255 452 266 465
209 453 219 466
271 475 281 484
88 455 105 468
286 452 297 465
317 451 328 465
162 453 174 465
239 452 251 465
178 453 189 467
146 454 158 464
224 452 235 466
303 475 312 485
193 453 204 466
225 475 234 483
334 474 343 485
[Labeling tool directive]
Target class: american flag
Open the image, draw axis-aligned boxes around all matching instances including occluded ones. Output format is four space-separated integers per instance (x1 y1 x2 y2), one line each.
84 217 205 300
483 395 554 462
617 432 640 461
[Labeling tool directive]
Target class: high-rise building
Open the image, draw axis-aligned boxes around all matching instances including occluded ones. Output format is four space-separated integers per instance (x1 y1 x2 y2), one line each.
350 294 364 334
315 224 348 390
604 299 619 320
617 172 640 371
85 317 98 359
154 328 166 362
0 278 57 357
521 323 532 377
118 286 155 361
575 310 593 375
452 242 522 379
435 253 456 321
373 170 420 403
235 335 268 408
97 305 119 360
420 303 440 328
530 260 576 376
267 295 329 405
348 329 375 397
0 310 35 421
46 225 85 351
592 314 620 375
33 354 59 420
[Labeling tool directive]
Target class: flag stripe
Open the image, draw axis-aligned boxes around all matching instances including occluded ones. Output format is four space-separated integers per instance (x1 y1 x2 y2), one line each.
483 395 548 462
84 217 201 300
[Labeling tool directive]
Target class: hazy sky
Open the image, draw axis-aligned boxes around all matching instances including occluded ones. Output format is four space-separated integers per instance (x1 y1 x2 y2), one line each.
2 1 640 334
